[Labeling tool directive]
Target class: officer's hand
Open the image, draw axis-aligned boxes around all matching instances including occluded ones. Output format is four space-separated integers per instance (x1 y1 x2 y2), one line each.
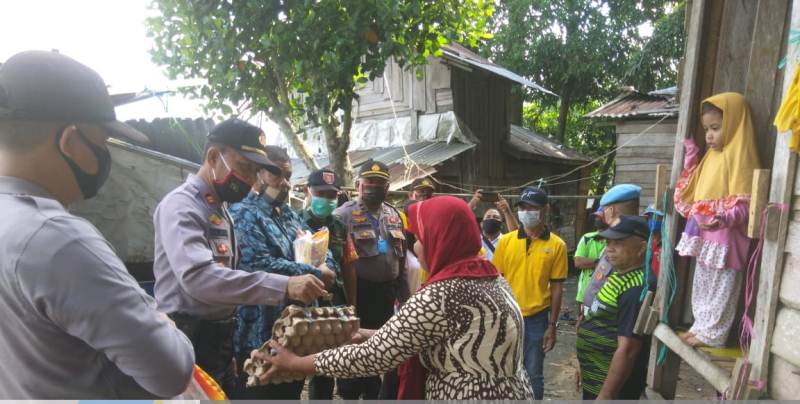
286 274 326 304
495 198 511 213
317 263 336 289
468 189 483 210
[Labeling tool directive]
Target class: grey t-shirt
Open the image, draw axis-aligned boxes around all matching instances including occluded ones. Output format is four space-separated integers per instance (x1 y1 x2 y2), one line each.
0 176 195 399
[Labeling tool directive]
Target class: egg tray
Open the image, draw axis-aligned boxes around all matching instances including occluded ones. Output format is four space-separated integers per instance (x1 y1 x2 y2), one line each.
243 305 359 386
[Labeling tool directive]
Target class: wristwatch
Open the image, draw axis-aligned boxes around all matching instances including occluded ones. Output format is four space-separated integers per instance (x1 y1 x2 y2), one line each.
549 321 559 328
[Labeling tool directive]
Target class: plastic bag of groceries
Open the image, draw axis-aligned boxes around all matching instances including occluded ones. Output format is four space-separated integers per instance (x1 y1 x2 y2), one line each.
294 227 330 267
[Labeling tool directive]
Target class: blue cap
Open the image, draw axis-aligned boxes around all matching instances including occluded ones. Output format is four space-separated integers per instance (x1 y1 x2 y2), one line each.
599 184 641 207
644 204 665 216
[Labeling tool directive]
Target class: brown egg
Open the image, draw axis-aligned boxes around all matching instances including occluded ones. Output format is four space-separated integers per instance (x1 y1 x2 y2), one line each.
293 318 309 336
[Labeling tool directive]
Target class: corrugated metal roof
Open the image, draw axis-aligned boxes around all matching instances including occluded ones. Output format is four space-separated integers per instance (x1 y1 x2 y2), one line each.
441 44 558 97
291 141 475 190
508 125 591 163
585 88 679 119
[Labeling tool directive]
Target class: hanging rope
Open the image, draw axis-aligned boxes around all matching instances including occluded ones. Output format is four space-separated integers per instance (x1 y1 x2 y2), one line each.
656 190 678 366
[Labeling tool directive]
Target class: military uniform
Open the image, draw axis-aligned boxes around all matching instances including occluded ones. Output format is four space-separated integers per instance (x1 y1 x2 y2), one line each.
153 121 289 396
334 161 409 399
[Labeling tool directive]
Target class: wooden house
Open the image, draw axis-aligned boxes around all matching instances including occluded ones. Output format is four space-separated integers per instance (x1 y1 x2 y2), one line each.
288 44 593 247
637 0 800 399
586 87 679 208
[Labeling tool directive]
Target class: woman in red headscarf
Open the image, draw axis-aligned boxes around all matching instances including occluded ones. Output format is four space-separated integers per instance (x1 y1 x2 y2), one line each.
258 196 533 399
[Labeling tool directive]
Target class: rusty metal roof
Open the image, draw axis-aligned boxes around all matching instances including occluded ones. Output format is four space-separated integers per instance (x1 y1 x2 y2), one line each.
585 87 678 119
507 124 591 164
291 141 475 190
441 44 557 97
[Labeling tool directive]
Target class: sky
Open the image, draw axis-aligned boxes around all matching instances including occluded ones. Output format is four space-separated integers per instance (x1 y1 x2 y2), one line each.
0 0 210 121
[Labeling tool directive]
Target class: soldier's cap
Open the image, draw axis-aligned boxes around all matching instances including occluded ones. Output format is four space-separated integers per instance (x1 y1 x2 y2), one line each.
644 203 665 217
307 169 340 192
516 186 548 208
411 177 436 191
600 183 641 207
0 50 149 143
358 159 390 180
597 215 649 240
207 118 281 175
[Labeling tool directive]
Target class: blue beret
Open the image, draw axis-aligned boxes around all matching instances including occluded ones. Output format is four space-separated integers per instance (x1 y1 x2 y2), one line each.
600 184 641 207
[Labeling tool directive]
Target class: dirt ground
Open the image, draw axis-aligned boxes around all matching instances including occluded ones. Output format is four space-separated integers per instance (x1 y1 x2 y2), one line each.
544 273 716 400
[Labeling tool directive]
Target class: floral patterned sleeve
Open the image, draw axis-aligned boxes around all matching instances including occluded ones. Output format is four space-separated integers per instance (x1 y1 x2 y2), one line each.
673 138 702 218
313 284 448 378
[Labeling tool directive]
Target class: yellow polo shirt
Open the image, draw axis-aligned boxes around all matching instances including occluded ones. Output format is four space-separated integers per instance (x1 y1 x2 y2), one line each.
492 228 568 317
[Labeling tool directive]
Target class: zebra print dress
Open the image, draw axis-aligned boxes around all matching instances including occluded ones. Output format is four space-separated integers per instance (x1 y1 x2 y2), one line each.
314 277 533 399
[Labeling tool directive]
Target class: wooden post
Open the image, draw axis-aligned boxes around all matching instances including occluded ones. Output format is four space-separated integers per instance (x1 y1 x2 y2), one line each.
652 324 733 394
647 0 722 398
745 0 800 397
634 291 655 335
748 169 772 238
654 164 671 212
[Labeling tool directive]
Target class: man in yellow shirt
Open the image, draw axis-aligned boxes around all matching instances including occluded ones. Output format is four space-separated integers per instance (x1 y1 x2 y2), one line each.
492 186 567 400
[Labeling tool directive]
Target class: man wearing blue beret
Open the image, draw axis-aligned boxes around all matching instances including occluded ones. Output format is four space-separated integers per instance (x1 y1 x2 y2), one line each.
578 184 641 319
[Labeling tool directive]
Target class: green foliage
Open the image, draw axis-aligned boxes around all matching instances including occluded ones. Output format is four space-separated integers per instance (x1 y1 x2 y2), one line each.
146 0 493 180
625 1 686 91
523 101 615 193
485 0 685 193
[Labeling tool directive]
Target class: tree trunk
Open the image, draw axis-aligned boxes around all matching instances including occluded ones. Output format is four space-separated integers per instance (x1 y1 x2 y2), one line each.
322 99 354 186
271 114 319 171
593 150 616 207
556 94 571 144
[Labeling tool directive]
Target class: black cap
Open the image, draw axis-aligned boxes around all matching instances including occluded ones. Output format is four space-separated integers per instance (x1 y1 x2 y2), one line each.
0 50 148 143
358 159 390 180
516 186 548 207
411 177 436 191
207 118 281 175
598 215 649 240
308 169 340 192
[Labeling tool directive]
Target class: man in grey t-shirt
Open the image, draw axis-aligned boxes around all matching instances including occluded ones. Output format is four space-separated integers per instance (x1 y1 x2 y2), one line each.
0 51 194 398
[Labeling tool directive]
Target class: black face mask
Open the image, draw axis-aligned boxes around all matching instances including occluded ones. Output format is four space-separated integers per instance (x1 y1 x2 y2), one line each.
361 185 386 206
481 218 503 235
56 128 111 200
594 217 609 231
212 154 252 203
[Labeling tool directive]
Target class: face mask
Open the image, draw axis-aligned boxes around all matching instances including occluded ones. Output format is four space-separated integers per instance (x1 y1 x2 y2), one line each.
518 210 541 228
212 154 251 203
310 196 337 218
56 128 111 200
481 218 502 235
361 185 386 206
648 218 662 233
594 217 609 231
263 185 289 205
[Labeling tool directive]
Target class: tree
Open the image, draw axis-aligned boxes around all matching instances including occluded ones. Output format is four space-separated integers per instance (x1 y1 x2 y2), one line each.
147 1 493 183
484 0 675 144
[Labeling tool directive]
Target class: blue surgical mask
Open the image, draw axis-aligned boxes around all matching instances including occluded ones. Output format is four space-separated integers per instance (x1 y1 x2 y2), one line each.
518 210 541 228
310 196 337 218
648 218 662 233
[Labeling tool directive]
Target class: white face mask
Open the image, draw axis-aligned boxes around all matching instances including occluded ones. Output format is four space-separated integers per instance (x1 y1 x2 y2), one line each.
518 210 541 228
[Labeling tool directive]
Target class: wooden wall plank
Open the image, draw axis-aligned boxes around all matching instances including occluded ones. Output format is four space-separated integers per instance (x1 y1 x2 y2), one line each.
779 254 800 310
648 0 718 397
618 132 678 148
615 121 679 135
769 355 800 399
748 0 800 392
713 0 757 93
770 307 800 368
744 0 791 168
